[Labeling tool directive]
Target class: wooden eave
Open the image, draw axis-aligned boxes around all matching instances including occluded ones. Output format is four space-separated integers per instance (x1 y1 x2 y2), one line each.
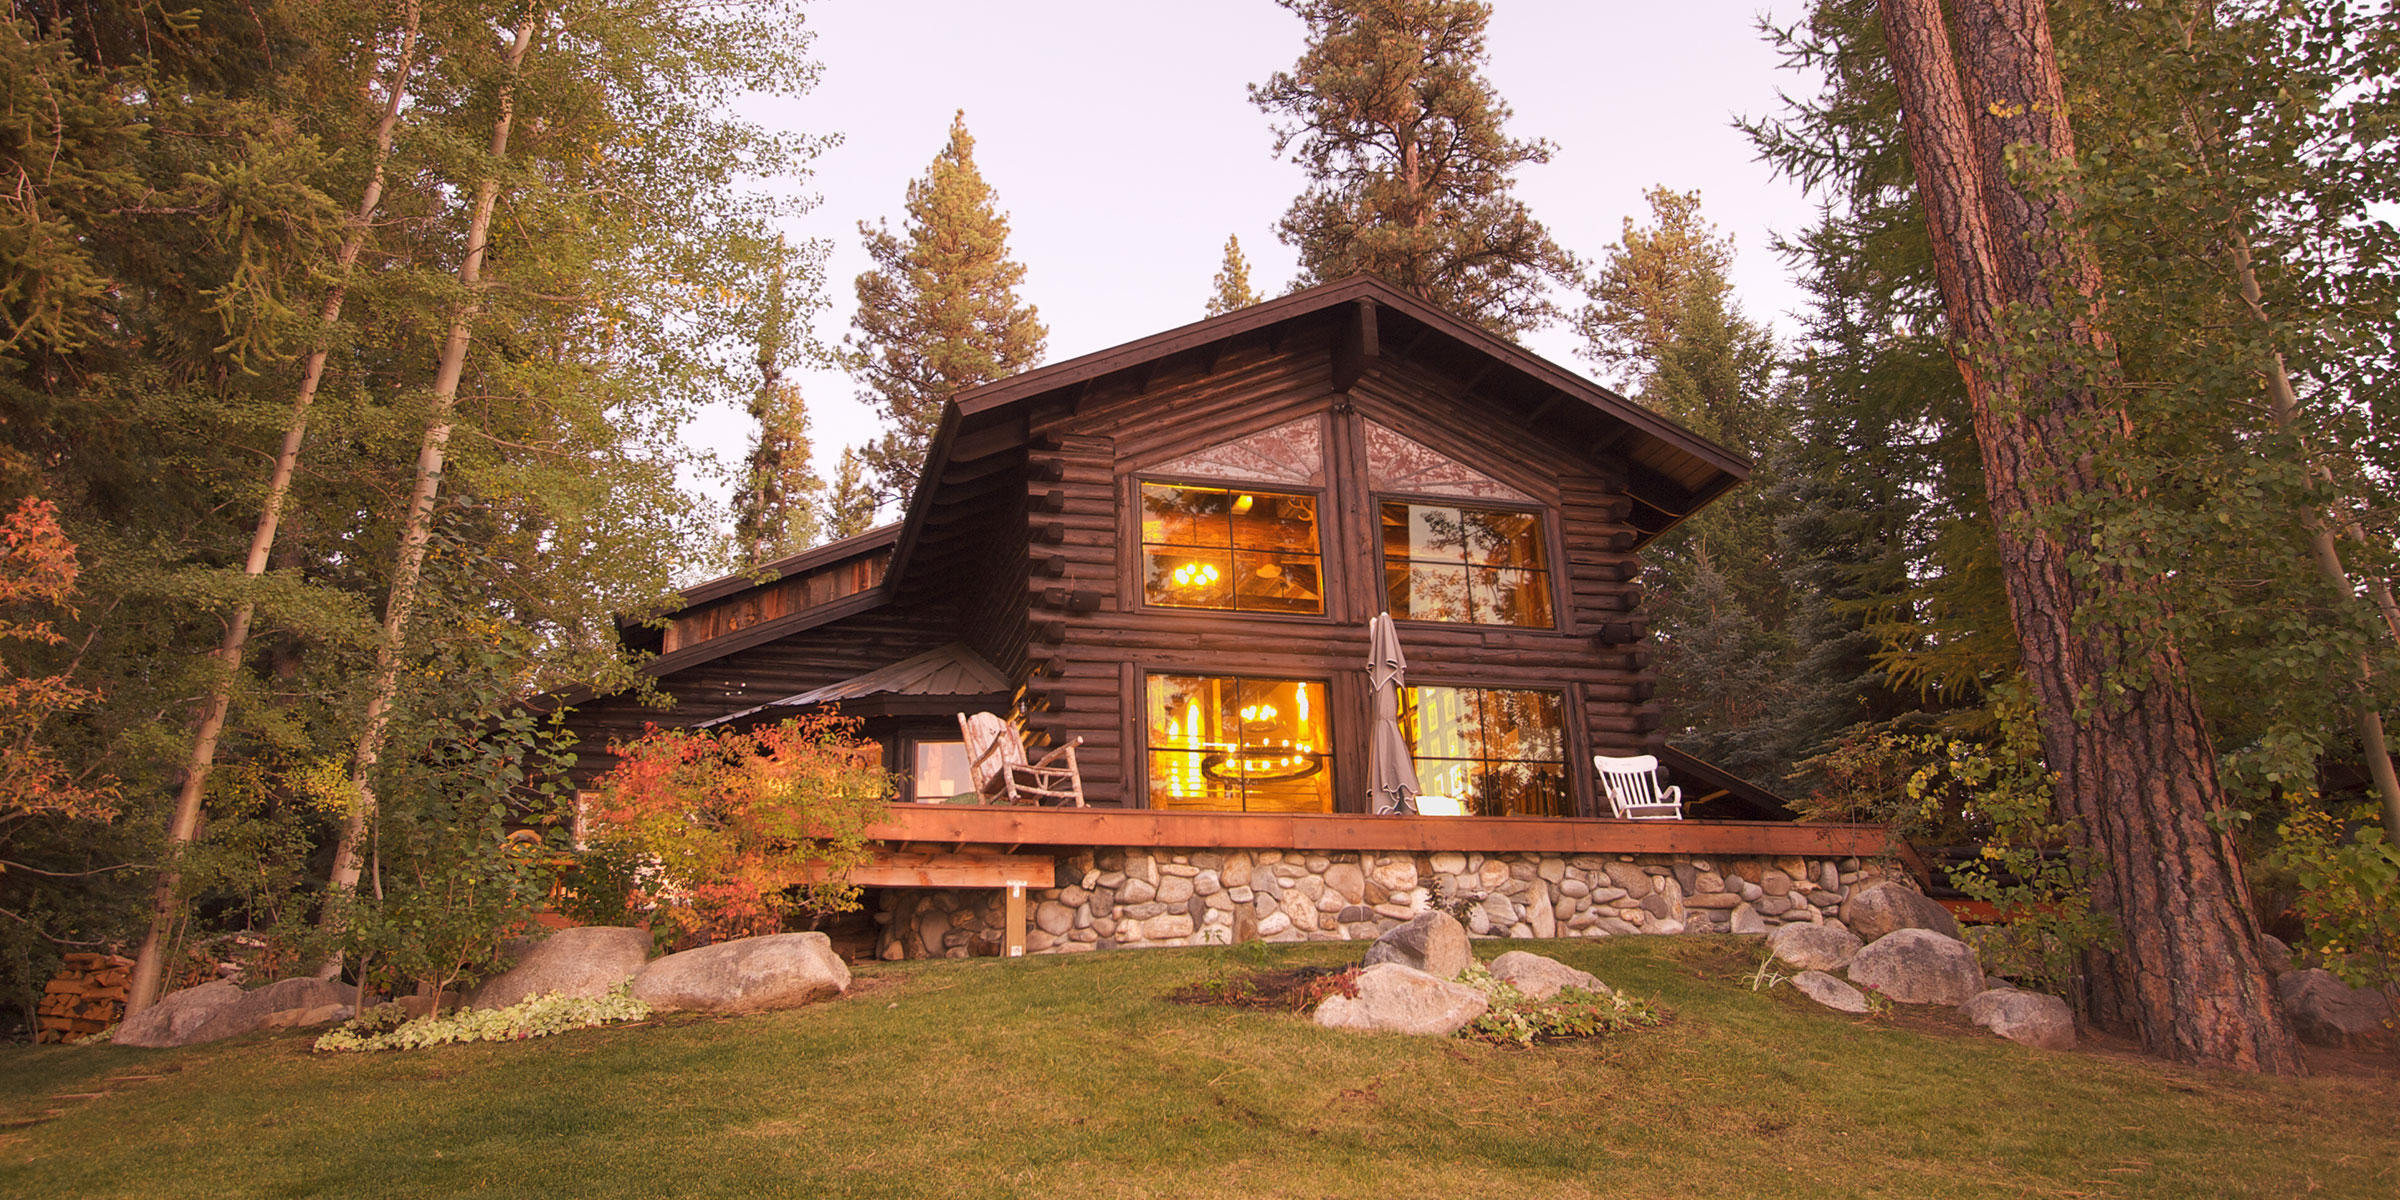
885 275 1753 597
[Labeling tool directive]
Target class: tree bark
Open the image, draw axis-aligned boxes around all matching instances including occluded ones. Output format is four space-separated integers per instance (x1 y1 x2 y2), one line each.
124 5 424 1016
324 13 540 914
1878 0 2304 1073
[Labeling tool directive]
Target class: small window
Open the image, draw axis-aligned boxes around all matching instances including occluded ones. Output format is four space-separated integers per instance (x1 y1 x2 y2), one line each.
1141 482 1324 615
1380 502 1554 627
1403 685 1569 817
1146 673 1331 813
908 740 973 803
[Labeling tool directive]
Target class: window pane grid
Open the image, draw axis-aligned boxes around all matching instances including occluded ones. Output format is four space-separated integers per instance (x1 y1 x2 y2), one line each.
1400 685 1571 818
1379 501 1553 627
1143 482 1323 615
1146 673 1331 813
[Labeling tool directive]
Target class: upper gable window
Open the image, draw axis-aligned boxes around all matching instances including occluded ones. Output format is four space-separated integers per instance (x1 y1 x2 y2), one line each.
1141 482 1324 615
1380 502 1555 628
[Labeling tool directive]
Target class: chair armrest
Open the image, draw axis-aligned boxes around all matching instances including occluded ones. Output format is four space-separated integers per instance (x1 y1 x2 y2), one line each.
1027 736 1086 770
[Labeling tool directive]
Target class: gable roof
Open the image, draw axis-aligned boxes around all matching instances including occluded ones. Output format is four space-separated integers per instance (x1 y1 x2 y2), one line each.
612 274 1753 681
886 274 1751 597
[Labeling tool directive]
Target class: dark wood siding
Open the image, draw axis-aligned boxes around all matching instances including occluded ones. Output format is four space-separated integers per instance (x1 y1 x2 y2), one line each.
1010 330 1661 813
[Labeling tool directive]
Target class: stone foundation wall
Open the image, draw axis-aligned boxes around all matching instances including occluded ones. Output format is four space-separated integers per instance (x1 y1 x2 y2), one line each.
872 846 1901 960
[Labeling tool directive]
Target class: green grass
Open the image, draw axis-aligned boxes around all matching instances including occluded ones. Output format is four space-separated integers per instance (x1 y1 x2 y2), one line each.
0 937 2392 1198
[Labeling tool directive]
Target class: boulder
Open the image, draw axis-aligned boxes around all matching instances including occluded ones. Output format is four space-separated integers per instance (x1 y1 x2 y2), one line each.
1361 911 1472 980
1769 923 1864 973
116 976 357 1048
1961 987 2075 1051
469 925 653 1010
1313 963 1488 1036
2258 934 2295 975
2277 969 2394 1047
1728 903 1768 936
629 932 850 1014
1488 951 1608 1000
1790 970 1869 1014
1846 928 1983 1006
1839 881 1962 943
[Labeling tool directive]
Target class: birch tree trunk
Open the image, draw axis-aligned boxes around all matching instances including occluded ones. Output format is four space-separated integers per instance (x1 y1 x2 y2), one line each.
1878 0 2304 1073
124 6 424 1017
323 13 540 912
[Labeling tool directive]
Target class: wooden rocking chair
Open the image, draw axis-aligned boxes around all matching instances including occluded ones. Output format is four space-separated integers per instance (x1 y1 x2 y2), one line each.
1594 754 1685 820
958 712 1086 806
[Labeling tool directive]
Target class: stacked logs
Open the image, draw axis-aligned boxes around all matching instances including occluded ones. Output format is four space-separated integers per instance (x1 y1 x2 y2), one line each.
36 953 134 1043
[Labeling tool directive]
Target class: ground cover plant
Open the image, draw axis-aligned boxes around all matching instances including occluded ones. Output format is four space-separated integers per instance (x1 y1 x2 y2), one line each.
0 937 2391 1199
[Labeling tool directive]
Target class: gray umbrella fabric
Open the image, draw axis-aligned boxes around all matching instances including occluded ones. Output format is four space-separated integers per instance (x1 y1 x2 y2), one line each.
1367 612 1423 814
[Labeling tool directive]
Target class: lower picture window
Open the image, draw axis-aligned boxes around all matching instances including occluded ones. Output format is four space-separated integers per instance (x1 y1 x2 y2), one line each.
909 739 973 802
1146 673 1332 813
1401 686 1569 817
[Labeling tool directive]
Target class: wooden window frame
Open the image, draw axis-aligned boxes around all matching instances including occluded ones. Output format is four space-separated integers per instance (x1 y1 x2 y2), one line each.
1136 669 1338 814
1372 493 1568 633
1399 679 1577 818
1123 473 1339 627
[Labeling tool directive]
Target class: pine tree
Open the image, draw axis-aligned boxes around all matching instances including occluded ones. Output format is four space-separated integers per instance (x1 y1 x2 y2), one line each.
843 112 1046 512
1251 0 1581 338
818 447 879 541
731 241 823 565
1205 235 1263 316
1580 189 1793 779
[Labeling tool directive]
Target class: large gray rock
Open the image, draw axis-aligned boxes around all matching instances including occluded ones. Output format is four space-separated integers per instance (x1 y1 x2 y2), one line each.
2277 968 2394 1046
117 976 356 1048
1790 970 1869 1014
1840 881 1963 943
1361 911 1472 980
1846 928 1983 1006
629 932 849 1014
1487 951 1607 1001
470 925 652 1010
2258 934 2295 975
1961 987 2075 1050
1769 923 1864 973
1313 962 1489 1036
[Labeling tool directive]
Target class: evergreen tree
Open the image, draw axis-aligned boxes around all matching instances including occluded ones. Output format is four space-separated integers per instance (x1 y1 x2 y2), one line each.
1579 190 1793 780
1251 0 1581 338
843 112 1046 512
731 241 824 565
1205 235 1263 316
818 447 880 541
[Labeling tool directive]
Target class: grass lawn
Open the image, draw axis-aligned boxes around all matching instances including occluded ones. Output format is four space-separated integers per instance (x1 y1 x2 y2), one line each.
0 936 2393 1199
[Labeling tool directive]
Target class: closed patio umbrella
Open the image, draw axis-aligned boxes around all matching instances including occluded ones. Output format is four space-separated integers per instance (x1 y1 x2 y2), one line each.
1367 612 1423 815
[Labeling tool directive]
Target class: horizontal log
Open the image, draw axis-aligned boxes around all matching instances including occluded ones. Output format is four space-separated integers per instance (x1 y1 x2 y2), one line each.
863 802 1891 857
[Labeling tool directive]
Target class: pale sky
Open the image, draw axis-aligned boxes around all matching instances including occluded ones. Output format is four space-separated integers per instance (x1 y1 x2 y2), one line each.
707 1 1817 519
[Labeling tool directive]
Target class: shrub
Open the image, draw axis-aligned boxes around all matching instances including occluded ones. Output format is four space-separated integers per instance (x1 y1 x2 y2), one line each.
314 988 649 1053
589 714 892 941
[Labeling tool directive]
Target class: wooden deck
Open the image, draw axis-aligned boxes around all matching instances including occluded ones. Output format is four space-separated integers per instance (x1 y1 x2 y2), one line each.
863 802 1895 859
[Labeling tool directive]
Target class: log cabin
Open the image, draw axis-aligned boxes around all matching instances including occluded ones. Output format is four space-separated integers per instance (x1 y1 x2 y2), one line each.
558 276 1903 959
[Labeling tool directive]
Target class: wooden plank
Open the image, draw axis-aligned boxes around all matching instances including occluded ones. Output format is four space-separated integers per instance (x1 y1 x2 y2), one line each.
863 803 1895 857
829 850 1058 889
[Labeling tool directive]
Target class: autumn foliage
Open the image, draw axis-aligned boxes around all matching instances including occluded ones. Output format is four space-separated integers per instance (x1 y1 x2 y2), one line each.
0 498 118 827
589 715 892 940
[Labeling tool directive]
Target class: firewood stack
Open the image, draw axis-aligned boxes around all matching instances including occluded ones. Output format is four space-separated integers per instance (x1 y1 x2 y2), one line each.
36 953 135 1043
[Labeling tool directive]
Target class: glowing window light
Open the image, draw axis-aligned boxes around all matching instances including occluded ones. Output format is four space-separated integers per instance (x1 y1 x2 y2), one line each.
1170 562 1221 588
1296 682 1309 723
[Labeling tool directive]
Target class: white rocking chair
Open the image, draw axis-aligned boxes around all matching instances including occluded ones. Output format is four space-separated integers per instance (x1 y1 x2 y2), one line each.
958 712 1086 807
1594 754 1684 820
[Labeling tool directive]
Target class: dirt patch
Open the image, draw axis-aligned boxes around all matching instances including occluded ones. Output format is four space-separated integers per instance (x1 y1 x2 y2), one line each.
1167 965 1360 1012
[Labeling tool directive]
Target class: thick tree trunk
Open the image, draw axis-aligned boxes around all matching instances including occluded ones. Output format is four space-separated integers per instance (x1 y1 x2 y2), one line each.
124 7 424 1017
1878 0 2303 1073
324 14 540 912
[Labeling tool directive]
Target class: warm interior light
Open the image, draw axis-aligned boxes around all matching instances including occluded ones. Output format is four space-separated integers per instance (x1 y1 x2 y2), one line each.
1171 561 1221 588
1232 494 1255 515
1240 702 1278 724
1296 682 1309 722
1255 562 1281 579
